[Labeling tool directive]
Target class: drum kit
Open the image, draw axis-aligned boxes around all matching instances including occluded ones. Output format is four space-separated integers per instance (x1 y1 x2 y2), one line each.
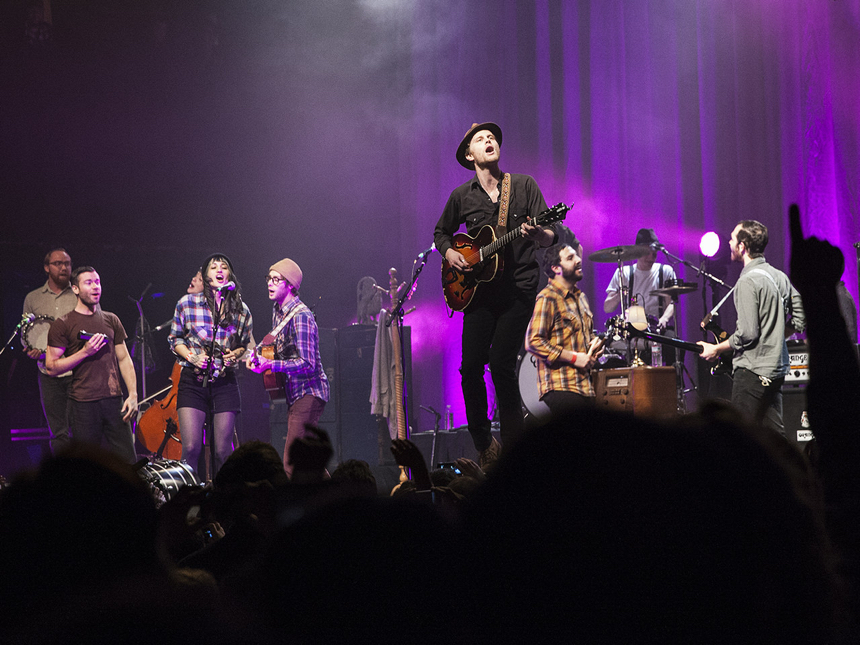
588 243 697 367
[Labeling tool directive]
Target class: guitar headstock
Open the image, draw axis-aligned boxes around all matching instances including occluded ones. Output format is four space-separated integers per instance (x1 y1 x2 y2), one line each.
535 202 571 227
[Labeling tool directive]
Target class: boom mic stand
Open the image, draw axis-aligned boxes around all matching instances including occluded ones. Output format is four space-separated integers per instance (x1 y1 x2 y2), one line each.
653 245 714 412
384 249 431 443
129 283 153 403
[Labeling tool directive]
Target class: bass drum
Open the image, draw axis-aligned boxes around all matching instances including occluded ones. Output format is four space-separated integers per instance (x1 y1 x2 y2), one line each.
517 353 552 422
138 460 199 507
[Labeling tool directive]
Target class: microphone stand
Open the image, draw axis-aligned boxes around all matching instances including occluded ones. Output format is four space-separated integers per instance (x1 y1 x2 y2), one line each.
419 405 443 468
129 283 152 408
201 289 225 480
653 246 704 412
0 314 33 358
384 251 432 441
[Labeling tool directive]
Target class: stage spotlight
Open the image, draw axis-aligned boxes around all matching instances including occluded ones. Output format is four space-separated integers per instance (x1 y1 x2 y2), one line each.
699 232 720 257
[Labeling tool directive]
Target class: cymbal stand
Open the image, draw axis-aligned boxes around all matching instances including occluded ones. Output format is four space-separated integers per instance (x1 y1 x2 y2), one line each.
654 246 704 413
666 291 697 413
615 257 637 366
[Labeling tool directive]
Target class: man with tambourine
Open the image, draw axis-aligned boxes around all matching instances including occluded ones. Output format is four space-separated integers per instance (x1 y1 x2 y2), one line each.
22 248 78 454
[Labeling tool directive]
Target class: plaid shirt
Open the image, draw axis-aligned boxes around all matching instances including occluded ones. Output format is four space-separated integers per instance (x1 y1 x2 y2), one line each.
168 293 253 375
526 276 596 398
268 298 329 405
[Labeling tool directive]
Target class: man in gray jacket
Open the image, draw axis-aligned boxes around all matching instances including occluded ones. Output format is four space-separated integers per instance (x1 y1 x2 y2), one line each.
699 220 805 435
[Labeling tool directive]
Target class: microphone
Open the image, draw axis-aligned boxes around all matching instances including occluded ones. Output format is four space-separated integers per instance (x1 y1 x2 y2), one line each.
417 243 436 258
651 242 665 251
216 281 236 292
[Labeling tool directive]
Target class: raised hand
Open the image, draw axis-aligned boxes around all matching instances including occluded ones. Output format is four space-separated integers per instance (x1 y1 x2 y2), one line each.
390 439 431 490
788 203 844 297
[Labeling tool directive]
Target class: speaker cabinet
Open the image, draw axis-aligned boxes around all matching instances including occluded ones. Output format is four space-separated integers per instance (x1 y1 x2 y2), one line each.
268 324 413 467
783 385 812 448
336 324 413 466
338 324 382 465
595 367 677 420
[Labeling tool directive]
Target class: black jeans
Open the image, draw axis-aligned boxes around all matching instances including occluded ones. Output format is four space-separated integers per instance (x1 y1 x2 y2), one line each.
541 390 594 418
70 396 137 462
731 367 785 436
37 371 73 454
461 286 535 452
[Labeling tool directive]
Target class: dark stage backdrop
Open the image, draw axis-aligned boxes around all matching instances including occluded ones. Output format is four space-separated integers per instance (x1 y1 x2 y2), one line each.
1 1 857 469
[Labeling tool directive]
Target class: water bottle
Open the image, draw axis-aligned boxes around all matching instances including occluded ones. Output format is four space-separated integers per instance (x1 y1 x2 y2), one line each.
651 341 663 367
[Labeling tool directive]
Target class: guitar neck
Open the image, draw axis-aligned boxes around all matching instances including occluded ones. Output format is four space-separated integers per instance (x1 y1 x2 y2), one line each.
482 225 523 259
626 325 703 355
479 203 568 260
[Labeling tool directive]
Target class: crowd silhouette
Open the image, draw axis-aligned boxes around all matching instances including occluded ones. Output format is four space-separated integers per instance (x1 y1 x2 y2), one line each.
1 205 859 643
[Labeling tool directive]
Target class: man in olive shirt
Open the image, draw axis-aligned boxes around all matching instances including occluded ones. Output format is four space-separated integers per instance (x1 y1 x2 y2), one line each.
22 248 77 453
699 220 805 435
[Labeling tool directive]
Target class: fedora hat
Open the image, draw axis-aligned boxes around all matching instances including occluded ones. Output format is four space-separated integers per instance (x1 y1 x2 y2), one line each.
456 122 503 170
634 228 659 247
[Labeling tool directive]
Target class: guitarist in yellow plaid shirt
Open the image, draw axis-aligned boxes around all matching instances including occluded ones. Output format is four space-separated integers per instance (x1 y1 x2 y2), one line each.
526 240 603 416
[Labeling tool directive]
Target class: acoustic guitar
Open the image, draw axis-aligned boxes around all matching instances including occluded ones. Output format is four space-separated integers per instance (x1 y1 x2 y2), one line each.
441 202 570 311
250 344 287 401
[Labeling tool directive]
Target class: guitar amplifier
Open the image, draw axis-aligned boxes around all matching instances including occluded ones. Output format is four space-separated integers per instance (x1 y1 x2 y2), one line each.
594 366 677 420
786 341 809 385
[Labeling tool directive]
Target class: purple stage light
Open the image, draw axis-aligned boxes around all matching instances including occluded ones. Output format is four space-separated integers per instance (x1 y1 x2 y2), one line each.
699 232 720 258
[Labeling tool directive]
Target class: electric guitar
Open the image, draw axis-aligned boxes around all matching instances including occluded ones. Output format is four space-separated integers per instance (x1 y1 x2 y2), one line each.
441 202 570 312
625 322 733 377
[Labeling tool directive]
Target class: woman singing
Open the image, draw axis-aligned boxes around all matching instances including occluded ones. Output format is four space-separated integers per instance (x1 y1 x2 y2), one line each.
168 254 252 476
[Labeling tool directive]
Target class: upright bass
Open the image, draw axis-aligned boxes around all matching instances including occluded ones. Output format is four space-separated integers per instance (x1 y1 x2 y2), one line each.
137 362 182 460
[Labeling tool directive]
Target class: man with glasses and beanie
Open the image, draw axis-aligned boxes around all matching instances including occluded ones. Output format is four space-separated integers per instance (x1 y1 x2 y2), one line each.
23 248 78 454
246 258 329 477
433 122 557 469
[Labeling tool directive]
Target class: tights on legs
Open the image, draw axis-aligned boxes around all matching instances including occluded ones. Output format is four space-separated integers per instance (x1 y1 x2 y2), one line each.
177 407 236 476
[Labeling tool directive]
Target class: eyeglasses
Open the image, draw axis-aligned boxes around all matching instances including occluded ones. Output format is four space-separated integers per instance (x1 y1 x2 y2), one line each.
49 261 72 267
266 275 285 285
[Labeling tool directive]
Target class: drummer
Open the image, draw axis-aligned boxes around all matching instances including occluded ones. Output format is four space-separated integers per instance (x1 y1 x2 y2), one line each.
603 228 676 364
22 248 78 454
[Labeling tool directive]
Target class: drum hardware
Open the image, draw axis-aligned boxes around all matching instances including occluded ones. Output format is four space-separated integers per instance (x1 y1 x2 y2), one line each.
650 279 698 297
517 352 552 423
588 245 651 263
136 459 199 507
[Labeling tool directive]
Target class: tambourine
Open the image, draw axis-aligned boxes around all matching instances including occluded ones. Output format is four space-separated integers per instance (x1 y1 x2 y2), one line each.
21 315 54 353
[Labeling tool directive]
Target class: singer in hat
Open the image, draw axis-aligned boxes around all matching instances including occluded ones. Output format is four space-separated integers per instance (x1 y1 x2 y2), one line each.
433 122 557 468
168 253 253 475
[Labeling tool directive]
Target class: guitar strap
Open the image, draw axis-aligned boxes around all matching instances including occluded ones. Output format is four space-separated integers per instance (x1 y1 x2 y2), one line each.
261 303 303 347
495 172 512 233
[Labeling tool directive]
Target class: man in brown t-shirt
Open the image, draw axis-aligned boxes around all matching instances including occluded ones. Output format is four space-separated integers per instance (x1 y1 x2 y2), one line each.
46 266 138 462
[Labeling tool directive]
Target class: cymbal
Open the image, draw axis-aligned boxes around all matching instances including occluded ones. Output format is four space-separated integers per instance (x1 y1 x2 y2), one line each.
651 282 698 297
588 245 650 263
